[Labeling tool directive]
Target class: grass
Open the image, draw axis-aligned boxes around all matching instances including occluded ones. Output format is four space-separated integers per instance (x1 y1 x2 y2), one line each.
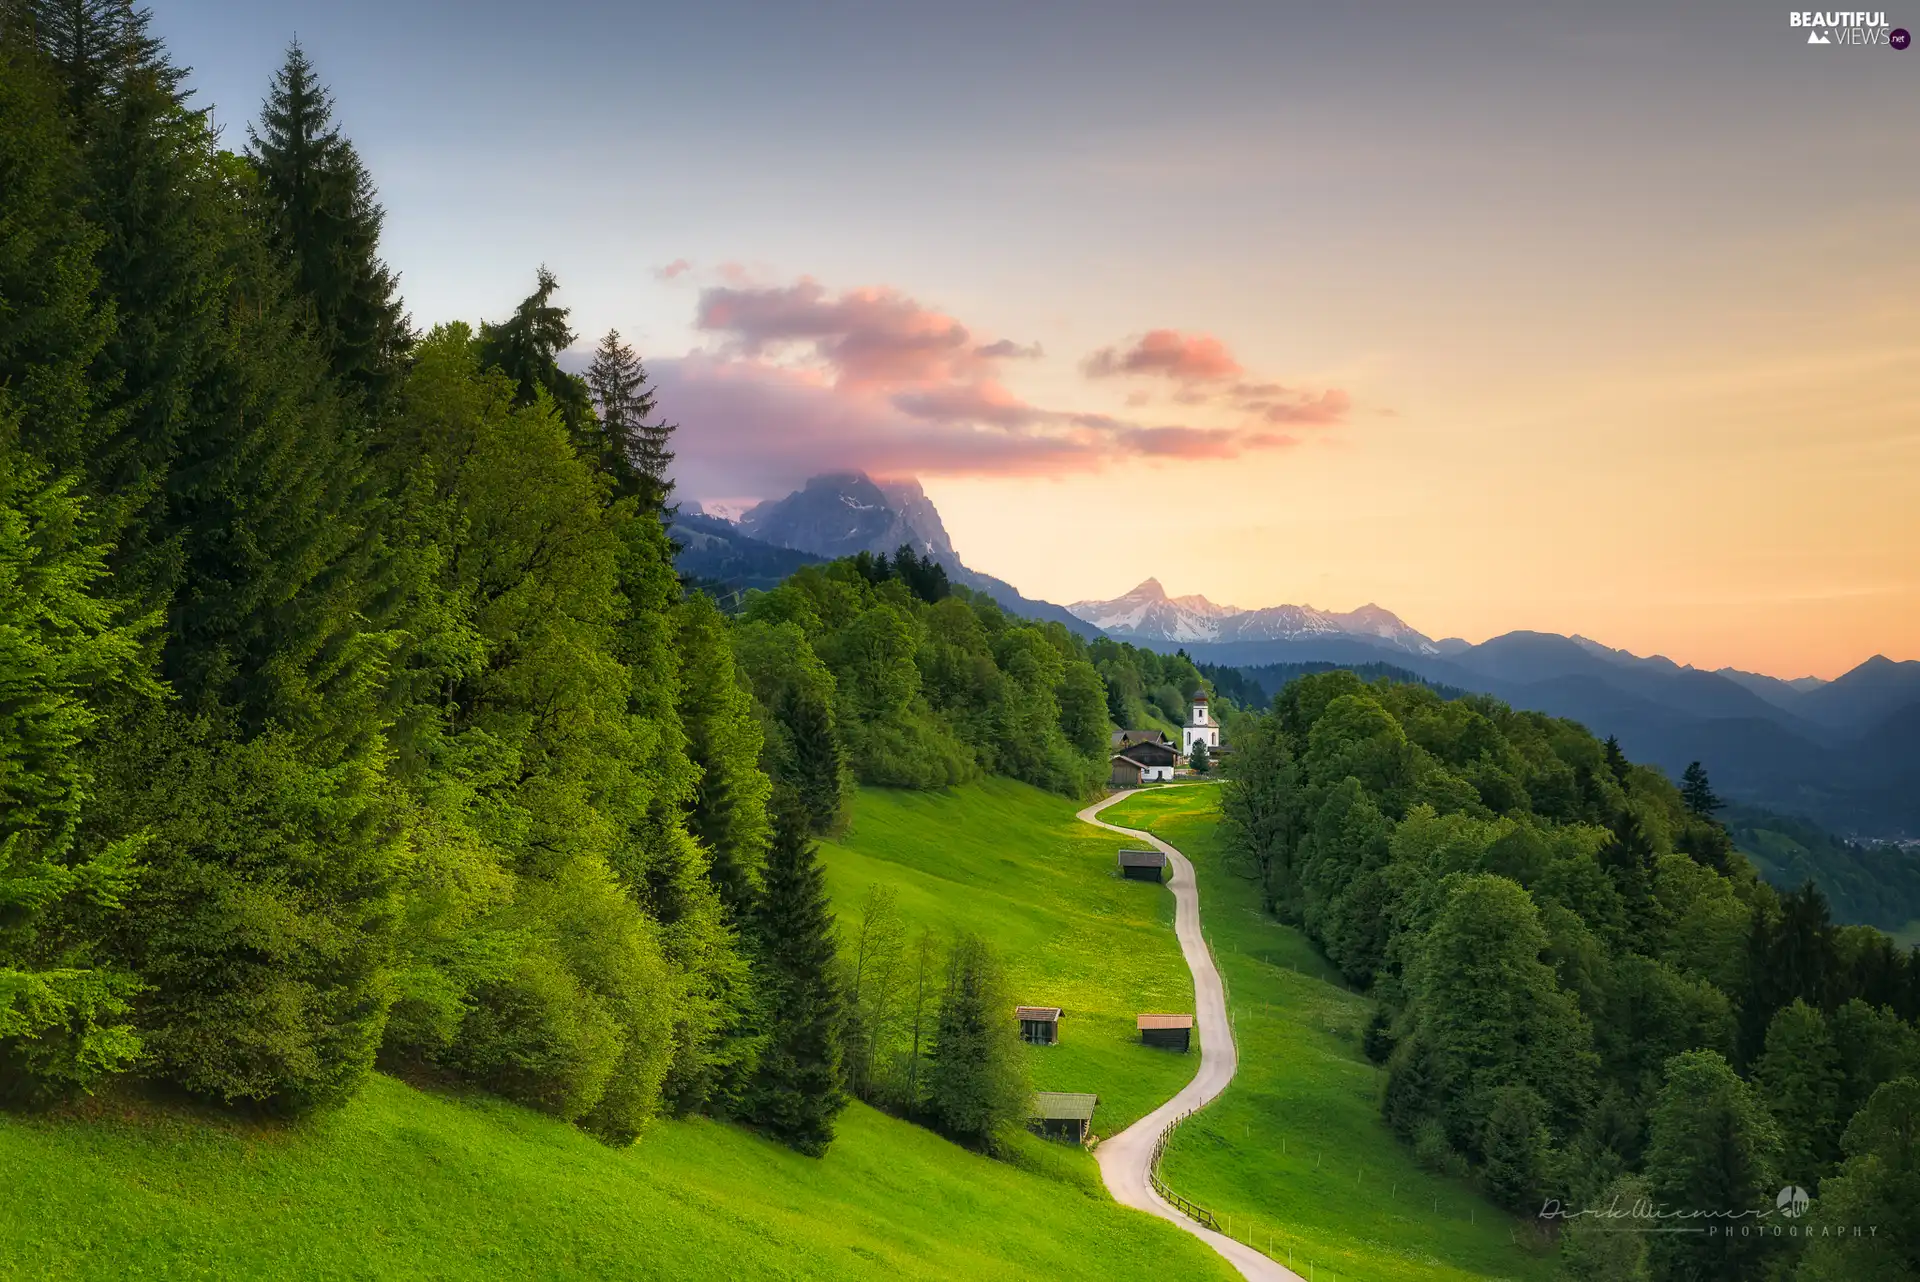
0 1075 1238 1281
0 778 1236 1281
1106 785 1558 1282
819 778 1198 1135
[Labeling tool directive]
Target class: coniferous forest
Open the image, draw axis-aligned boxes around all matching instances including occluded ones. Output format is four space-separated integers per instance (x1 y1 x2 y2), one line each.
0 5 1129 1157
1219 672 1920 1279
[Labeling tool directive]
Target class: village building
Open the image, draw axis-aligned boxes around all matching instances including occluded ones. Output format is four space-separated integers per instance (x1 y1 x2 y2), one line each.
1028 1091 1099 1144
1016 1006 1062 1045
1137 1013 1194 1053
1181 694 1220 759
1109 734 1177 785
1117 848 1168 882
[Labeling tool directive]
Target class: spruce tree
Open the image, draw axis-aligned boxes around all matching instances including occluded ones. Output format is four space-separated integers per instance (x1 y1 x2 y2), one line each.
1189 739 1210 774
1679 761 1721 817
247 42 407 406
924 933 1029 1151
0 440 157 1101
674 593 771 919
781 684 848 834
585 329 675 513
741 796 845 1155
477 268 595 452
1603 735 1630 787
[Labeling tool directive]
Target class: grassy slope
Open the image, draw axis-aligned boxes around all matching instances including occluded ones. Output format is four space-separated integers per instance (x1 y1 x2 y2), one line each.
0 780 1236 1282
1106 786 1557 1282
820 777 1197 1134
0 1077 1236 1281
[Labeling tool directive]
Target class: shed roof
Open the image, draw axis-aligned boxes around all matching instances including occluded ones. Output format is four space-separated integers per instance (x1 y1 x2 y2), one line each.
1117 848 1168 868
1111 729 1168 747
1031 1091 1099 1122
1136 1013 1195 1030
1015 1006 1061 1022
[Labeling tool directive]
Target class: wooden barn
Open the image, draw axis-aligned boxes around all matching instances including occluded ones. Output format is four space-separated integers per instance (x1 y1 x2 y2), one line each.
1109 754 1146 787
1016 1005 1062 1045
1117 848 1168 882
1137 1013 1194 1052
1028 1091 1099 1144
1113 737 1177 782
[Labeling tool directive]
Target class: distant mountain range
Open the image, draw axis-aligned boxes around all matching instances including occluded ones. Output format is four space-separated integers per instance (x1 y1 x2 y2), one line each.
1068 577 1454 655
677 475 1919 839
679 472 1099 637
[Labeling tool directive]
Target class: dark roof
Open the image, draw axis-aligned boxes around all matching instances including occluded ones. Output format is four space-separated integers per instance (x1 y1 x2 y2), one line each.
1031 1091 1098 1122
1111 729 1168 747
1191 693 1209 702
1110 753 1148 768
1137 1013 1195 1030
1015 1006 1061 1021
1117 848 1168 868
1120 740 1178 764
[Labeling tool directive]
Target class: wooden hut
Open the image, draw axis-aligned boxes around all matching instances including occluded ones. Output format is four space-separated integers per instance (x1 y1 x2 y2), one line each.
1016 1005 1062 1045
1109 754 1145 788
1028 1091 1099 1144
1137 1013 1194 1052
1117 848 1168 882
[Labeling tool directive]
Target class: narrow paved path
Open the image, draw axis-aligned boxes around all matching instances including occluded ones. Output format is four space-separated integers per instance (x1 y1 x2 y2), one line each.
1077 789 1304 1282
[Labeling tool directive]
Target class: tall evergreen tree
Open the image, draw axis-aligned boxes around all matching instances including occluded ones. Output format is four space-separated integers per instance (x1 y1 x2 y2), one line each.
1603 735 1630 787
924 933 1028 1152
0 441 157 1100
584 329 675 513
782 684 848 835
1642 1050 1782 1282
246 42 407 406
741 797 845 1155
1679 762 1722 818
477 267 595 451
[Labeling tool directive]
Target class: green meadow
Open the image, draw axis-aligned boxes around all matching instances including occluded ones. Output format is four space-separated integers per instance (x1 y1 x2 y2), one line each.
0 1075 1238 1281
0 780 1237 1281
820 777 1199 1134
1106 785 1557 1282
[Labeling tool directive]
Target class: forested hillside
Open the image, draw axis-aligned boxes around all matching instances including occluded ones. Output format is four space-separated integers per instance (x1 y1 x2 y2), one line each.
0 5 1201 1168
1218 671 1920 1280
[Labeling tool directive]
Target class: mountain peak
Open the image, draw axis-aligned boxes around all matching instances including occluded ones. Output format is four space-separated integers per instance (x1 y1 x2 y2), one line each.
1127 577 1167 600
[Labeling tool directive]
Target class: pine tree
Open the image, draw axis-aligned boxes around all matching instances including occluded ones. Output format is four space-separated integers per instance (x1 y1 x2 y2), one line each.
7 0 180 122
741 797 845 1155
585 329 675 514
1680 761 1722 817
1642 1049 1782 1282
673 593 772 920
924 933 1029 1152
0 440 157 1101
781 684 848 834
1603 735 1630 787
477 268 595 453
247 42 407 406
1189 739 1210 774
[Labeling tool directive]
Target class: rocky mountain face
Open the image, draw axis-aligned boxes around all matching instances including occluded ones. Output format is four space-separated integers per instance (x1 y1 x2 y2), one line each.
728 473 1100 637
1068 578 1441 655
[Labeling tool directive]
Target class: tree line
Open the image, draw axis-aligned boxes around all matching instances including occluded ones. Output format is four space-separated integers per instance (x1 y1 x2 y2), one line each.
1218 670 1920 1280
0 9 1104 1163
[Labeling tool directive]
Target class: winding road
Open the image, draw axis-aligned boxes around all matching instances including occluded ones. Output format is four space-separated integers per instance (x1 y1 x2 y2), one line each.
1077 789 1304 1282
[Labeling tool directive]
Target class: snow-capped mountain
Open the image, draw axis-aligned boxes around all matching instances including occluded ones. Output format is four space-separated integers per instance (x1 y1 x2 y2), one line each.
1068 578 1441 656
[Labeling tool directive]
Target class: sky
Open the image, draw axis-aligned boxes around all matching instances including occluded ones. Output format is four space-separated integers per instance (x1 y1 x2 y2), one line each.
153 1 1920 679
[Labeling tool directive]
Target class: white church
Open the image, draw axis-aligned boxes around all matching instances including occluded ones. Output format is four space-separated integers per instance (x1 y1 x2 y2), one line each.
1182 694 1220 758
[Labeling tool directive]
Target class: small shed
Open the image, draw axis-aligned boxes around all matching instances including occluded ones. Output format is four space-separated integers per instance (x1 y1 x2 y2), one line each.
1016 1005 1062 1045
1118 848 1169 882
1137 1013 1194 1053
1109 754 1146 787
1029 1091 1099 1144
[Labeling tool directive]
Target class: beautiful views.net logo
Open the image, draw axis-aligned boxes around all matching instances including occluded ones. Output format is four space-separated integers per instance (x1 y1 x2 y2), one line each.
1788 10 1911 45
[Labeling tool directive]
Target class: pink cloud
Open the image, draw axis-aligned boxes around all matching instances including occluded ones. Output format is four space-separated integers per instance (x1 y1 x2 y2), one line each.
656 258 692 280
1083 329 1244 382
653 275 1347 497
